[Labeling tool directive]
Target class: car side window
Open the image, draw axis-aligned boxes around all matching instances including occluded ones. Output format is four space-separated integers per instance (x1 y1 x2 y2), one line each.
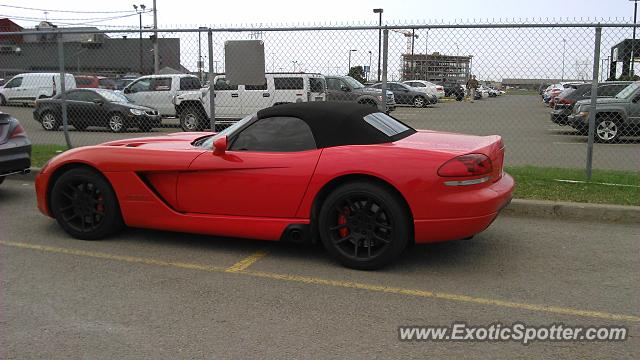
244 79 268 91
326 78 340 90
413 82 425 87
130 78 152 93
274 77 304 90
213 78 238 91
598 85 625 97
5 77 23 88
65 91 85 101
179 77 201 90
152 78 172 91
230 116 316 152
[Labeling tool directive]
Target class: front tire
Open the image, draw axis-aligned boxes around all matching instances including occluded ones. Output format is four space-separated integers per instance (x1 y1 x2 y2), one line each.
318 181 410 270
180 109 206 131
108 113 126 133
412 96 426 108
595 118 621 143
40 111 60 131
50 167 124 240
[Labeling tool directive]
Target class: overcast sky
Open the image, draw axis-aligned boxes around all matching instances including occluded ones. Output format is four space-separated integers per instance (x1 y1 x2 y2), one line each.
0 0 633 28
1 0 634 81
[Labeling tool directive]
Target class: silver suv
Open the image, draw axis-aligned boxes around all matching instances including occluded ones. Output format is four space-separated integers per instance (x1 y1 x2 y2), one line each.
568 81 640 143
325 76 396 113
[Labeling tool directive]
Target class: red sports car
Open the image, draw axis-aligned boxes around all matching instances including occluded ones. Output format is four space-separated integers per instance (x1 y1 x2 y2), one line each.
35 102 514 269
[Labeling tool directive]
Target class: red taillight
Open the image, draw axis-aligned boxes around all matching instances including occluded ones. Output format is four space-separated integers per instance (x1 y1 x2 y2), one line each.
438 153 493 177
558 97 574 105
9 123 26 138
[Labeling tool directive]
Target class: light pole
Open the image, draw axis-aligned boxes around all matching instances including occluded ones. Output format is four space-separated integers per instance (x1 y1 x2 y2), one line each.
348 49 357 74
561 38 566 81
373 8 383 82
292 60 298 72
631 0 639 77
133 4 146 74
424 28 429 80
198 27 207 82
368 50 372 82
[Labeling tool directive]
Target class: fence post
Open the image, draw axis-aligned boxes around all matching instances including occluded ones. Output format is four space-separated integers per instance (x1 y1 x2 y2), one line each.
380 28 389 112
208 29 216 131
57 33 72 149
586 26 602 180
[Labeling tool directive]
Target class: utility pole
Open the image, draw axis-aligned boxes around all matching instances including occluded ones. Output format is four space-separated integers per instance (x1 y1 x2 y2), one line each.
631 0 639 77
368 50 372 82
348 49 357 74
424 28 429 81
561 38 566 81
133 4 146 74
152 0 159 74
373 8 383 82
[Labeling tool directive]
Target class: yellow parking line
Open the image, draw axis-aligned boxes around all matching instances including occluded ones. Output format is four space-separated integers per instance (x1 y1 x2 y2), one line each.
225 250 268 273
1 239 638 322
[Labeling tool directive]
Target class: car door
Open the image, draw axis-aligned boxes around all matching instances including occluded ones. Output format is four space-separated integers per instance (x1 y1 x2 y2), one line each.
1 76 23 102
325 77 343 101
147 77 175 116
124 78 153 108
391 83 410 104
213 77 241 119
177 116 321 218
242 78 272 114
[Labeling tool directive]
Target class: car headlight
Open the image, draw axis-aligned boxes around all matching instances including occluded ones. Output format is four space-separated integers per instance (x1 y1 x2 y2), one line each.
129 109 144 116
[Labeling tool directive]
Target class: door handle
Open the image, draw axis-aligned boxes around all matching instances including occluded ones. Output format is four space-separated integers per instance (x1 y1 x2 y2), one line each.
262 93 270 97
231 94 239 98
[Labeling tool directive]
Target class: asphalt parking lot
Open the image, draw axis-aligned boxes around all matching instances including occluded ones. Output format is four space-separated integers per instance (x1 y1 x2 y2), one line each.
2 95 639 171
1 178 638 358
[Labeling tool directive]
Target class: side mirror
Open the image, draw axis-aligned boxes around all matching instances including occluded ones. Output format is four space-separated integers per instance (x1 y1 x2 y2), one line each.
213 136 228 156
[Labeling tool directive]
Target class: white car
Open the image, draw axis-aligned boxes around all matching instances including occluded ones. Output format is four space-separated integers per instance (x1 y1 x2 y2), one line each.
402 80 445 98
123 74 202 117
0 73 76 106
174 73 327 131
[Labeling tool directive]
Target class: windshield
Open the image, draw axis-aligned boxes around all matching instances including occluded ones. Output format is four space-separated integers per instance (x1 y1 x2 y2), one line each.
615 82 640 99
95 89 130 103
343 76 365 89
198 114 256 148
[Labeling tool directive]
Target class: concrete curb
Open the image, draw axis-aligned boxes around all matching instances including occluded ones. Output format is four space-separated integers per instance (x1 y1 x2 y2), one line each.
7 168 639 224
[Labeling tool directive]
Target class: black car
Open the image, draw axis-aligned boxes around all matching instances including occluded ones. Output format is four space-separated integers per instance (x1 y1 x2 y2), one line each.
439 81 465 101
33 88 161 133
550 82 631 126
370 82 436 108
0 112 31 186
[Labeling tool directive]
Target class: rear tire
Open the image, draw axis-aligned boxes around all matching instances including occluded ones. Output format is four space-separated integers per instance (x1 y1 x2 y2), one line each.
50 167 124 240
412 96 426 108
318 181 410 270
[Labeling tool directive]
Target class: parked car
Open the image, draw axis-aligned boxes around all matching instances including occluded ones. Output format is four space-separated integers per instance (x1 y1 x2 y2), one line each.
544 82 584 104
370 82 436 107
567 81 640 143
35 102 514 270
33 88 161 133
123 74 202 117
325 76 394 112
75 75 118 90
550 82 631 126
176 73 329 131
439 81 465 101
402 80 445 98
0 112 31 186
0 73 76 106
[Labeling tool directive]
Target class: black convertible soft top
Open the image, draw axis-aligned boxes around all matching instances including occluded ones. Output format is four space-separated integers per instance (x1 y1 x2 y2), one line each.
256 102 415 148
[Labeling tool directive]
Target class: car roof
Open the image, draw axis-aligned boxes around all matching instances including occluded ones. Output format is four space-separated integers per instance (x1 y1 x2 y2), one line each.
256 102 415 148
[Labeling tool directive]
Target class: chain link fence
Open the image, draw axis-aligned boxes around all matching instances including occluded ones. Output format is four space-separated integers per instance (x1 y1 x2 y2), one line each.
0 21 638 173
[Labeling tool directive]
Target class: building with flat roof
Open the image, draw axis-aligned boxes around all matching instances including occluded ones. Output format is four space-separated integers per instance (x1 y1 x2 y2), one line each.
401 52 472 83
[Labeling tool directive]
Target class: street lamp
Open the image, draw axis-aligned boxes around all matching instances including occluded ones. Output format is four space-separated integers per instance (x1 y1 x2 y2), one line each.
347 49 357 74
368 50 372 82
373 8 383 82
631 0 639 77
198 26 207 82
133 4 146 74
292 60 298 72
561 38 566 81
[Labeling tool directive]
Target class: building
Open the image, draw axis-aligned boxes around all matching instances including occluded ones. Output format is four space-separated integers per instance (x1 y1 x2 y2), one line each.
0 19 181 78
501 78 588 90
401 52 472 83
0 18 23 45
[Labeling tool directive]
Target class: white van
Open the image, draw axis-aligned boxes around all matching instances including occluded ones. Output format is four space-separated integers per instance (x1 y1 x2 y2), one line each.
174 73 326 131
0 73 76 106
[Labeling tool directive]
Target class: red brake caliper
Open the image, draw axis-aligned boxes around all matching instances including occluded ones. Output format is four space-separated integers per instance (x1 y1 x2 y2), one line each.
338 207 350 238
